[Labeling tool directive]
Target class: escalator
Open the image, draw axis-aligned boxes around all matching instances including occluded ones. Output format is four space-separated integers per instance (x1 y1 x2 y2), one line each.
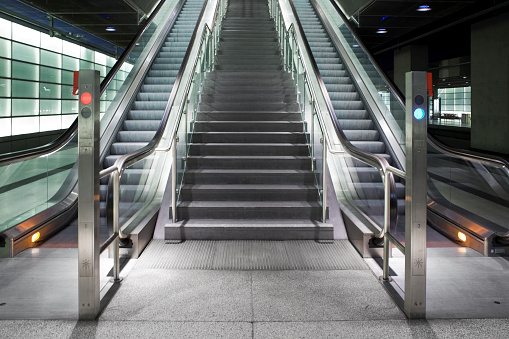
291 0 509 255
0 0 206 256
293 0 405 232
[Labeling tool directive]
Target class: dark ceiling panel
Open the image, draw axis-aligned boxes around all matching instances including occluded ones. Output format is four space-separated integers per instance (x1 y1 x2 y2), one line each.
17 0 148 48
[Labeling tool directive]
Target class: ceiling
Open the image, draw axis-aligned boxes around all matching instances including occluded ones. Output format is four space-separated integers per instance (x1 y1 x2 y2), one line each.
4 0 509 85
14 0 159 47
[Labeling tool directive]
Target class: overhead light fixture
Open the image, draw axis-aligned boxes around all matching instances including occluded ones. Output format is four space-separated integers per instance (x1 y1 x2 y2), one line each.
352 44 360 47
417 5 431 12
376 28 387 34
106 27 116 32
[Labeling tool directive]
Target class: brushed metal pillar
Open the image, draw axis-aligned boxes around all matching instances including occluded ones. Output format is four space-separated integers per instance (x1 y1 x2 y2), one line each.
404 71 428 318
77 70 101 320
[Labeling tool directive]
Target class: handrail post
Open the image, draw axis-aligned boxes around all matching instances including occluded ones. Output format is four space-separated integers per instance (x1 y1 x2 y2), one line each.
382 170 390 281
112 170 121 282
322 136 327 222
311 102 315 172
171 136 178 223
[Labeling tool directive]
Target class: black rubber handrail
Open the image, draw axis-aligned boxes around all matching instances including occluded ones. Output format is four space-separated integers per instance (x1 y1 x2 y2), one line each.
0 0 169 165
284 0 399 238
105 0 213 237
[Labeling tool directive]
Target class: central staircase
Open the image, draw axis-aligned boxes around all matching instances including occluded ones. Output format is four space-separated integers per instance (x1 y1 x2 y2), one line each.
165 0 332 240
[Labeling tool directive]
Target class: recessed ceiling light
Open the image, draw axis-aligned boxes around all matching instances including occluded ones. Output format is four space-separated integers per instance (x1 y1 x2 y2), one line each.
106 27 116 32
352 44 360 47
417 5 431 12
376 28 387 34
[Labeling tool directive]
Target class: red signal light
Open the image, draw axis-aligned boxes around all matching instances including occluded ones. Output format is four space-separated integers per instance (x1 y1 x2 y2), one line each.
80 92 92 105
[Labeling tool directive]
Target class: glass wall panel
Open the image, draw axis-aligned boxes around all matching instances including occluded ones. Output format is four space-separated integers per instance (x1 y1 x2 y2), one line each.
12 42 39 63
0 18 11 39
12 80 38 98
12 61 39 81
0 38 12 58
62 114 77 127
40 83 61 99
40 115 62 131
62 100 78 114
0 16 131 138
79 60 94 70
0 99 11 117
62 56 79 71
0 59 11 77
12 23 40 47
80 47 94 62
11 116 39 134
0 118 11 136
62 41 80 58
40 66 61 83
95 52 107 65
40 35 63 53
40 100 61 115
41 50 62 68
0 79 10 96
61 70 74 85
61 85 74 100
12 98 38 116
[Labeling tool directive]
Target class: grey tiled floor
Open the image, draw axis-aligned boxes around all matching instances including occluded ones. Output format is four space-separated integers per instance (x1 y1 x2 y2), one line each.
1 241 509 338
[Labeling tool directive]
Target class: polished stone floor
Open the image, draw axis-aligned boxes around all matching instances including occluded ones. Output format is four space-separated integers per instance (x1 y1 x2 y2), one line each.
1 240 509 338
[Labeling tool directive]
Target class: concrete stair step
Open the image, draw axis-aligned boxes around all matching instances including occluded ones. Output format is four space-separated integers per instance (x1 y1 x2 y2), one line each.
186 156 312 170
180 184 319 201
175 201 326 219
183 169 315 184
165 219 333 240
195 111 302 122
191 132 307 143
193 121 304 132
188 143 310 156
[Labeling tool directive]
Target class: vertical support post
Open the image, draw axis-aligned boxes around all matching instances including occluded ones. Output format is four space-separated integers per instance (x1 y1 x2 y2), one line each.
382 171 391 281
112 170 120 282
322 137 327 222
171 136 178 223
310 103 315 172
77 69 100 320
404 71 428 319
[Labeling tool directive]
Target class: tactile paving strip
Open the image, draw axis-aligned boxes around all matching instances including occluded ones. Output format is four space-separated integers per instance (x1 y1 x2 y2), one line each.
136 240 367 270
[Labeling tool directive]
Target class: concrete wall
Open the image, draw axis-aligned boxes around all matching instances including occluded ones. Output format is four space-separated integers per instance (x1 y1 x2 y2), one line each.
471 12 509 154
393 45 428 97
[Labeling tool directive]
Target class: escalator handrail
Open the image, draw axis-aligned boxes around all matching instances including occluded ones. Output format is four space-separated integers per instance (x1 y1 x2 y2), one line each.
324 0 509 172
280 0 402 238
103 0 211 178
286 0 403 176
0 0 171 166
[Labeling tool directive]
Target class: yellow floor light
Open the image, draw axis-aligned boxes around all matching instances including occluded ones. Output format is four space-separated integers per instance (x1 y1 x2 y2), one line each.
458 231 467 242
31 232 40 243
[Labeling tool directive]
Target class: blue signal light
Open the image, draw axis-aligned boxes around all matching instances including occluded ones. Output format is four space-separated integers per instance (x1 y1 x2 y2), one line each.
413 108 425 120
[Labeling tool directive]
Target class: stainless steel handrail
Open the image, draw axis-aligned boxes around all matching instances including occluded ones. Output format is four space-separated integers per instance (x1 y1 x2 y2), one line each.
273 0 404 240
0 0 171 166
101 0 225 237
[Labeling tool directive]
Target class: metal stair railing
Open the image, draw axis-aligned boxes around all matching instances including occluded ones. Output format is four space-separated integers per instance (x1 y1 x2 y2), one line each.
100 0 227 275
270 0 404 256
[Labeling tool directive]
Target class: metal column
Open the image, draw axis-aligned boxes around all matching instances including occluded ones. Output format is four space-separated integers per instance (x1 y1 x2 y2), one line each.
404 71 428 318
77 70 101 320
